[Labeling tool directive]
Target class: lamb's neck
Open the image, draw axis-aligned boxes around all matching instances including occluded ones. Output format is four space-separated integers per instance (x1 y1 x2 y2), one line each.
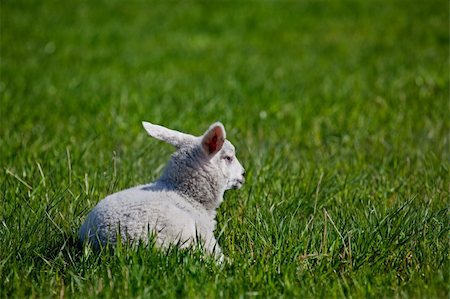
159 166 224 212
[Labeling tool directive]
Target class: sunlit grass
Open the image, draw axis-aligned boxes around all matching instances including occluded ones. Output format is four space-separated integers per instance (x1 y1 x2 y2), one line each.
1 0 448 297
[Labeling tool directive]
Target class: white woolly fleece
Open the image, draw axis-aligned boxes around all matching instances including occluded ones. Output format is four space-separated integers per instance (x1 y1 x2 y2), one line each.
79 121 245 260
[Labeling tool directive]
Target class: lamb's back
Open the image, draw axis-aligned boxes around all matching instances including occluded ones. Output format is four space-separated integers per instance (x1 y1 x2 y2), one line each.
79 184 201 247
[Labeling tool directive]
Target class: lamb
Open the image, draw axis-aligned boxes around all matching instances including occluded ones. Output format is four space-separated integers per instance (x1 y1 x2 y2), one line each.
79 121 245 260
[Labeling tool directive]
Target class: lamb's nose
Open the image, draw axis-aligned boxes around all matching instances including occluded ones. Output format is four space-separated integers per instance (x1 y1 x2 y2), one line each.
242 170 246 177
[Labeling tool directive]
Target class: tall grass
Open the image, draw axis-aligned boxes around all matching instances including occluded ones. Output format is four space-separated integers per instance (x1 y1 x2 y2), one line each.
1 0 448 297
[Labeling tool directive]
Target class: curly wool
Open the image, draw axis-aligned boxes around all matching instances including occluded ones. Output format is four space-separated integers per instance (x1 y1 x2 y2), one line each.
79 121 245 260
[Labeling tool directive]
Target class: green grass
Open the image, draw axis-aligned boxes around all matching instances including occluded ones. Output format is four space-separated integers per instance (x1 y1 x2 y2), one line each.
1 0 449 297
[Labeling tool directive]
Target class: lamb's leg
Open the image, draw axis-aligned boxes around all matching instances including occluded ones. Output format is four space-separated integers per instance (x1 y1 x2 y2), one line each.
203 236 226 263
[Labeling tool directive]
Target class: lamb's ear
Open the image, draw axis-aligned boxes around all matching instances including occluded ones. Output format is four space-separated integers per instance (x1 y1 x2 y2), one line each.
142 121 196 148
201 122 226 156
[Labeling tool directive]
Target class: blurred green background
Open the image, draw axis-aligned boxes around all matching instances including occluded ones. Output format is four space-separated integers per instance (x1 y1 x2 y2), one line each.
1 0 448 298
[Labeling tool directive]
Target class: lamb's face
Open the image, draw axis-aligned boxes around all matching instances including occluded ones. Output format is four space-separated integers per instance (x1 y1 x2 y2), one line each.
142 120 245 193
212 140 246 190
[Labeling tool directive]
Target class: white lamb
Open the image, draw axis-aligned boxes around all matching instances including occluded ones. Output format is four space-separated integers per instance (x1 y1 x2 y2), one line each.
79 121 245 260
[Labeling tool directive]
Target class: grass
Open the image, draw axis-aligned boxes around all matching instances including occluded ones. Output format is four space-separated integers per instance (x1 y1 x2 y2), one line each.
1 0 449 297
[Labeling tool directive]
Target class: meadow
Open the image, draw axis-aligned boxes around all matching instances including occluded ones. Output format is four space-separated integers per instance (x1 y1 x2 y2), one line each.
1 0 449 297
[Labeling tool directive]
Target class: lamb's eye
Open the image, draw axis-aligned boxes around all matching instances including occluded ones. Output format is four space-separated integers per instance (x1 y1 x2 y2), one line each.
224 156 233 162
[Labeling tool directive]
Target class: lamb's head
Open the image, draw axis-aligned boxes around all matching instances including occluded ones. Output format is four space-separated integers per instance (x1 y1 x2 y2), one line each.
142 121 245 208
200 123 246 191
